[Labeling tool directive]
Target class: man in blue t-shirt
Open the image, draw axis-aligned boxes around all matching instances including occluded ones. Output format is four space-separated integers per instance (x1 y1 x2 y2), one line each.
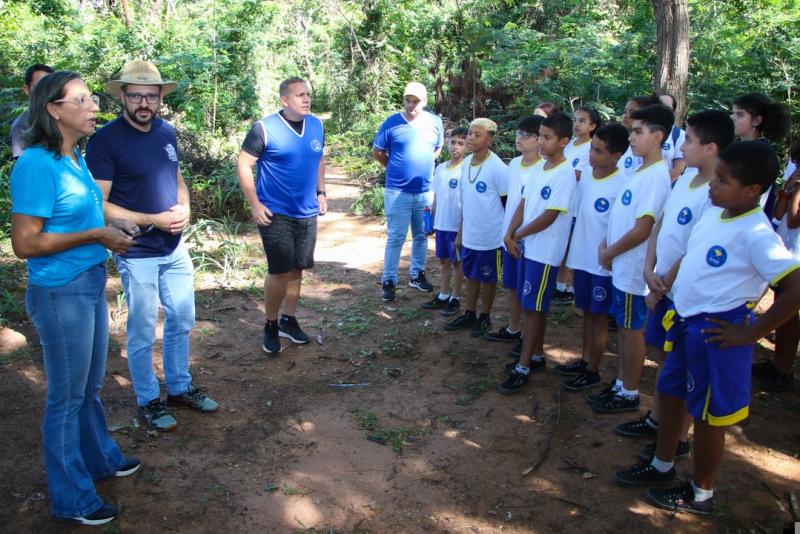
86 60 218 432
373 82 444 302
236 77 327 354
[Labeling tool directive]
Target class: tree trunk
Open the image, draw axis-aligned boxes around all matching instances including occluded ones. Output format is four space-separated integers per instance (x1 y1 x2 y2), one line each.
652 0 690 124
120 0 133 28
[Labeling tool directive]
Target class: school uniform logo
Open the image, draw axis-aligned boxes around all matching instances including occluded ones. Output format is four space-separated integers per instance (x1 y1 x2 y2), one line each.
540 186 551 199
662 142 671 151
706 246 727 267
481 265 493 277
621 189 633 205
624 156 633 169
311 139 323 152
476 181 487 193
572 158 580 168
449 178 458 189
686 371 695 392
522 280 532 295
677 207 692 225
164 143 178 162
594 198 610 212
592 286 607 302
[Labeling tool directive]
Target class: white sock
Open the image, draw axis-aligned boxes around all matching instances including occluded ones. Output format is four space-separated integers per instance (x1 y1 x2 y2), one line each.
691 481 714 502
619 387 639 399
506 326 520 334
613 378 623 391
437 292 450 301
531 354 545 363
566 285 574 293
650 456 674 473
645 414 658 429
515 364 530 375
556 282 567 292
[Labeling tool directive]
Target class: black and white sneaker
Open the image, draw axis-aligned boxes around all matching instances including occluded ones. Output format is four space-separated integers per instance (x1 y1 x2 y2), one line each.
555 359 588 376
409 271 434 292
645 483 714 516
381 281 396 302
614 462 675 487
507 338 522 358
263 319 282 354
498 370 530 395
591 393 640 414
55 501 119 526
586 383 619 405
485 325 521 342
562 370 600 391
444 311 477 331
552 289 575 306
114 458 141 477
441 297 460 317
278 315 310 344
615 411 659 438
421 296 449 310
637 440 691 463
504 357 546 374
470 314 492 337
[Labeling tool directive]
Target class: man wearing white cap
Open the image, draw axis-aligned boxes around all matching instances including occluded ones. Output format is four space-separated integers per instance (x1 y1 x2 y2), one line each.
373 81 444 302
86 60 218 431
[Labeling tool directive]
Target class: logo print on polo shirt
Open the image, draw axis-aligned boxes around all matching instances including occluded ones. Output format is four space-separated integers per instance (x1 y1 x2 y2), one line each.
594 198 609 212
592 286 607 302
624 156 633 169
541 186 551 199
621 189 632 205
311 139 323 152
677 207 692 225
449 178 458 189
522 280 532 295
686 371 695 392
663 142 671 151
164 144 178 162
706 246 727 267
572 158 579 167
476 181 487 193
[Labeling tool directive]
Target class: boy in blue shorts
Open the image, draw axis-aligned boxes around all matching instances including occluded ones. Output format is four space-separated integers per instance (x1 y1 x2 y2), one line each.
614 141 800 516
614 111 734 459
444 118 508 336
559 123 629 390
497 113 576 394
594 105 674 413
422 127 468 316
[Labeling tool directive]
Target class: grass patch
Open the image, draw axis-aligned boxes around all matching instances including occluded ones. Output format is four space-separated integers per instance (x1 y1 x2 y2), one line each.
335 298 377 337
351 407 423 453
0 345 36 366
449 374 495 405
380 327 417 358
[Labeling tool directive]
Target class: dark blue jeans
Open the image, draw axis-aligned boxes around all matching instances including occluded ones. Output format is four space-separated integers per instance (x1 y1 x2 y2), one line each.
26 263 125 517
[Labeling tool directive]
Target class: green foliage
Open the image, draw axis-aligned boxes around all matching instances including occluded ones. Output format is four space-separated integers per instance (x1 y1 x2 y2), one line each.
350 407 423 453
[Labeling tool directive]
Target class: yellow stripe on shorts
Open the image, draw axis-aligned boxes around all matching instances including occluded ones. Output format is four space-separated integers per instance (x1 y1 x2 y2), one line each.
536 264 550 311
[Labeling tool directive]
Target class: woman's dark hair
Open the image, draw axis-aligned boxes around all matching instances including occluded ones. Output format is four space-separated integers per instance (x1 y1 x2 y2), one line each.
789 140 800 165
576 106 603 137
732 93 789 142
656 91 678 111
23 70 82 157
534 101 561 117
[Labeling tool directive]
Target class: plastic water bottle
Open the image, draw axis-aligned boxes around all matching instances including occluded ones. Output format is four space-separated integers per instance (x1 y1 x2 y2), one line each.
423 206 433 234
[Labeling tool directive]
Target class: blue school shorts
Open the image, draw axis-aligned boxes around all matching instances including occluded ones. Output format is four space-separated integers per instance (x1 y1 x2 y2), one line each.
644 295 674 350
657 304 754 427
462 247 499 284
518 259 559 313
435 230 459 264
573 270 612 315
610 286 647 330
501 248 524 290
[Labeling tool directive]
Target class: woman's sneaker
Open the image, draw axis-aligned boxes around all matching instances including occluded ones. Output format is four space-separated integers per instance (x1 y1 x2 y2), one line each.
55 501 118 526
645 483 714 516
613 462 675 487
555 359 587 376
138 399 177 431
562 371 600 391
381 281 396 302
278 315 310 344
167 385 219 413
409 271 433 292
637 440 691 463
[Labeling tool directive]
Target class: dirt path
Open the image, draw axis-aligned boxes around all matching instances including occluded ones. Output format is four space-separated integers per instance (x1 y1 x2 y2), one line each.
1 168 799 533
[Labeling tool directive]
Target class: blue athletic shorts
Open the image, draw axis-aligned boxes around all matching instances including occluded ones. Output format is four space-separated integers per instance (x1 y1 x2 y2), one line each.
644 295 674 350
501 248 523 290
462 247 498 284
518 259 559 313
573 270 612 315
610 286 647 330
435 230 459 264
657 304 754 427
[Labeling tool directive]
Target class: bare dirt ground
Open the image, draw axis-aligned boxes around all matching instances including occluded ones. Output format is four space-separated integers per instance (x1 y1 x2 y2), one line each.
1 169 799 534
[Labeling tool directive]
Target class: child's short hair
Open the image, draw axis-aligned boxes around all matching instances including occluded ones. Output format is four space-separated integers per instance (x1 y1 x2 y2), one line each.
630 105 674 142
470 117 497 136
449 126 469 140
718 141 780 194
517 115 545 135
685 110 735 151
629 94 661 108
577 106 603 137
541 112 573 140
790 140 800 164
733 93 789 142
594 123 630 155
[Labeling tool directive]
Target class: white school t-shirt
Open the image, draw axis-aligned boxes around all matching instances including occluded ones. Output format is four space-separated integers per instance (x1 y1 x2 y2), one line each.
521 160 577 266
564 138 591 175
607 160 671 295
673 205 800 317
502 156 542 250
432 160 464 232
461 151 509 251
617 146 643 179
775 160 800 258
566 168 626 276
661 125 686 170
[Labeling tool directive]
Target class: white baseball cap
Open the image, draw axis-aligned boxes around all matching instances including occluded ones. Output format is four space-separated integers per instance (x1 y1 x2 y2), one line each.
403 81 427 100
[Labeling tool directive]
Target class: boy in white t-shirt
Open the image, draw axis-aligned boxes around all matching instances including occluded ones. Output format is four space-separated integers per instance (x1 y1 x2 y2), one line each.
485 116 544 345
614 141 800 517
422 127 468 316
444 118 508 336
617 95 660 179
498 113 576 394
658 92 688 182
614 110 735 460
558 123 629 390
593 105 674 414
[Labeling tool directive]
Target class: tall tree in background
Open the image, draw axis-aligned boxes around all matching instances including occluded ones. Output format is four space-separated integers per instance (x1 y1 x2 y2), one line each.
653 0 689 123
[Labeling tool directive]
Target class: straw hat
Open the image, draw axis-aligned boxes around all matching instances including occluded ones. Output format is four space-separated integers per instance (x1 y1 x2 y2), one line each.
105 60 177 97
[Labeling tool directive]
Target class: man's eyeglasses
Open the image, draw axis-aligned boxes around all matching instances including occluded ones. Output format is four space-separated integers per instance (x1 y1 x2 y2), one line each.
54 94 100 109
516 130 536 139
124 92 160 105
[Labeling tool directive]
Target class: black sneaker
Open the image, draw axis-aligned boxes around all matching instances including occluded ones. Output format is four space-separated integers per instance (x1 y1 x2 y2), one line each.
485 325 521 342
614 462 675 487
556 359 588 376
614 411 658 438
441 297 461 317
278 315 310 344
167 385 219 413
421 296 449 310
586 383 619 405
263 319 282 354
498 370 530 395
504 357 546 375
55 501 119 526
409 271 434 292
470 314 491 337
761 370 793 392
381 281 396 302
751 359 775 377
507 338 522 358
591 393 640 414
138 398 177 431
645 483 714 516
562 370 600 391
114 458 142 477
552 289 575 306
444 311 477 331
608 317 618 332
637 440 691 463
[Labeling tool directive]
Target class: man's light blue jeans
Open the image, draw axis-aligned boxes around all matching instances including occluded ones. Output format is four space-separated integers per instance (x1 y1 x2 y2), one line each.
382 188 434 284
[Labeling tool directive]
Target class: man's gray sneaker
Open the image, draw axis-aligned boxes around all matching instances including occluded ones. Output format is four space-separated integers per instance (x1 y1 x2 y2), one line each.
138 398 177 431
167 385 219 413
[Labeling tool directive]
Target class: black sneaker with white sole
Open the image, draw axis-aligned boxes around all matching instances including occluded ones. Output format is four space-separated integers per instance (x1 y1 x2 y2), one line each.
114 458 141 477
409 271 434 292
441 297 460 317
556 359 588 376
586 383 618 405
278 315 310 344
485 325 521 342
591 393 640 414
263 319 282 354
421 296 449 310
55 501 119 526
645 483 714 516
614 462 675 487
562 370 600 391
615 411 659 438
381 281 396 302
637 440 691 463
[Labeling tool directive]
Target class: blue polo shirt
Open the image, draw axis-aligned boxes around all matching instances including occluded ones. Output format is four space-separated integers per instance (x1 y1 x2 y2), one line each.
85 116 181 258
11 147 108 287
373 111 443 193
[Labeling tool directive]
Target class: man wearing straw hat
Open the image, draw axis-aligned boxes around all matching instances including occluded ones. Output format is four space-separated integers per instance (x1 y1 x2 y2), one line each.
86 60 218 431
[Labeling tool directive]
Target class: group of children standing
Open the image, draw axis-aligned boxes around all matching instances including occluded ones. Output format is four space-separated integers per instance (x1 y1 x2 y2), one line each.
419 92 800 517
